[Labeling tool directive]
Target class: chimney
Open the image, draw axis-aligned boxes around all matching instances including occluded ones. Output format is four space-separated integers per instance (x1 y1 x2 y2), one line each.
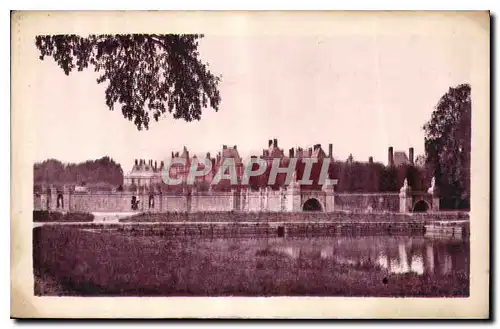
223 145 227 149
206 152 211 159
160 161 164 169
328 144 333 158
369 156 373 164
234 145 237 150
135 159 138 166
273 139 278 148
388 147 394 167
289 148 295 158
409 147 414 165
268 139 273 147
154 161 157 170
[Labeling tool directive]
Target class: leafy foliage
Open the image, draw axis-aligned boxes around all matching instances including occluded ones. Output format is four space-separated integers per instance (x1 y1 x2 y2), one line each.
35 34 221 130
423 84 471 209
329 161 427 193
34 156 123 189
244 156 428 193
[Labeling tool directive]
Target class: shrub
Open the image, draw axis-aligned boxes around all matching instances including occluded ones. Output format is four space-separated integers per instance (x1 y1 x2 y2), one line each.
33 211 94 222
64 212 94 222
33 211 63 222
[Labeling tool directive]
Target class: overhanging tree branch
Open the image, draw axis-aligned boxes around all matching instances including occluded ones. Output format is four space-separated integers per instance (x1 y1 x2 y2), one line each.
35 33 222 130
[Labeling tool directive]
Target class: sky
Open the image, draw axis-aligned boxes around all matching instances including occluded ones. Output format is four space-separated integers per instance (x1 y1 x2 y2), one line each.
30 33 473 171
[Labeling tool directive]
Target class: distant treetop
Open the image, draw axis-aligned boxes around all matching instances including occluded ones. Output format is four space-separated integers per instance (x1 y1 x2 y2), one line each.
34 156 124 188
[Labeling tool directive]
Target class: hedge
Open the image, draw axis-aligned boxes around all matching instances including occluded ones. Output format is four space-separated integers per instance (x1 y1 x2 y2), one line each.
33 211 94 222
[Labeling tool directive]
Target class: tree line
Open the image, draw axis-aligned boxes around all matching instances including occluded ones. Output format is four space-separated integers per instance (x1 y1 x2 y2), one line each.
182 156 431 194
34 156 124 190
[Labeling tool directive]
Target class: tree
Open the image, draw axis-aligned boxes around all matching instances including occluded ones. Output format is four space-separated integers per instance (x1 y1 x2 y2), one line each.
33 156 124 188
379 166 398 192
35 34 221 130
414 154 426 168
423 84 471 209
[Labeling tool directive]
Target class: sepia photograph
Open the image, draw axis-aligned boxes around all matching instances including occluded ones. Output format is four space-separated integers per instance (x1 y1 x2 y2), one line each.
11 11 490 318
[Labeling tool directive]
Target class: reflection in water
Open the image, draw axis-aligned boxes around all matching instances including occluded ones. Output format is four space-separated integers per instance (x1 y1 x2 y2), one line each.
426 245 434 274
376 246 424 275
411 255 424 275
266 236 468 277
283 246 300 258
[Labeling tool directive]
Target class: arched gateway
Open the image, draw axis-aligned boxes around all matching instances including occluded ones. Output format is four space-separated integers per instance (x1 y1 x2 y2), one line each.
302 198 323 211
413 200 430 212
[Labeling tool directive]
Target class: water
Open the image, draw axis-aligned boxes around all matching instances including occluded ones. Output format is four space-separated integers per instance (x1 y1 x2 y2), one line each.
138 233 469 296
251 235 469 277
177 234 470 296
35 225 470 296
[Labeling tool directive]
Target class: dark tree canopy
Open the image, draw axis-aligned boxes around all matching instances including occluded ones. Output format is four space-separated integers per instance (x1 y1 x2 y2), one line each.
243 157 428 193
34 156 124 190
35 34 221 130
329 161 426 193
423 83 471 209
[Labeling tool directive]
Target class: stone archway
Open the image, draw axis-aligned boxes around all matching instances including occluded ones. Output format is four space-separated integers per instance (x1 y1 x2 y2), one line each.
302 198 323 212
56 193 64 209
413 199 430 212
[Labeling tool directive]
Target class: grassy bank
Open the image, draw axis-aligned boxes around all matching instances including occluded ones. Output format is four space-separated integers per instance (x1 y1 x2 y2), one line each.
33 225 468 297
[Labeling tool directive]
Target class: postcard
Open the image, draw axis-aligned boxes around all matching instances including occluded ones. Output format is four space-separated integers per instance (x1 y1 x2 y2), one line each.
11 10 490 319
